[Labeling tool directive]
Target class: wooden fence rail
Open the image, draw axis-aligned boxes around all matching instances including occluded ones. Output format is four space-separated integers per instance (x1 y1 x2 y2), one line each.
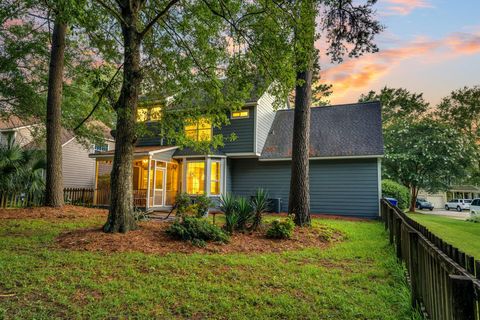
1 188 148 208
381 199 480 320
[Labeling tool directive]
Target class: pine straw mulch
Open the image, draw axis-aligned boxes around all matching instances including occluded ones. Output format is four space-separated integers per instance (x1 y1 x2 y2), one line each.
0 205 108 220
56 221 343 255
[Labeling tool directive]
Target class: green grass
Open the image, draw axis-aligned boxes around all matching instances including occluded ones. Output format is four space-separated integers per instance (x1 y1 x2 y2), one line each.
408 212 480 259
0 213 419 319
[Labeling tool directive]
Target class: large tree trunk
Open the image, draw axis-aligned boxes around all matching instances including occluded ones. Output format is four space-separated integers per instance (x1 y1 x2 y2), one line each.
45 20 67 207
288 0 315 227
289 69 312 226
103 6 141 233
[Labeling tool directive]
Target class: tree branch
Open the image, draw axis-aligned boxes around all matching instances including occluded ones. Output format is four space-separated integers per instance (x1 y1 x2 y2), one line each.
139 0 180 38
95 0 126 25
74 63 124 132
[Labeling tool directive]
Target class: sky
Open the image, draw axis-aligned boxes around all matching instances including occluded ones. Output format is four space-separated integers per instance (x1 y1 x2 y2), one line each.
319 0 480 106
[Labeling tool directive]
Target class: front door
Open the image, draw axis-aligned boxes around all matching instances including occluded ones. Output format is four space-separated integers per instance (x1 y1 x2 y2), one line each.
153 163 166 207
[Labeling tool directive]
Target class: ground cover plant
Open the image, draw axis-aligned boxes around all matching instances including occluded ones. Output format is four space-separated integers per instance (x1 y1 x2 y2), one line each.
408 212 480 259
0 206 419 319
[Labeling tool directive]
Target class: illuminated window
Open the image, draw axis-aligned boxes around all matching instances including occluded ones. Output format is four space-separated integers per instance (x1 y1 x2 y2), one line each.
186 161 205 195
185 118 212 141
136 106 162 122
137 108 148 122
231 109 250 119
210 161 221 195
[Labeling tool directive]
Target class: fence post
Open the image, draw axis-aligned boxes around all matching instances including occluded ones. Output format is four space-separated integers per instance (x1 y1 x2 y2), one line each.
408 231 420 310
395 217 402 260
449 275 475 320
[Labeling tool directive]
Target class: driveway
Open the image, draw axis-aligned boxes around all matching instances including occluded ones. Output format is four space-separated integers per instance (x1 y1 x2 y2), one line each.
415 208 470 220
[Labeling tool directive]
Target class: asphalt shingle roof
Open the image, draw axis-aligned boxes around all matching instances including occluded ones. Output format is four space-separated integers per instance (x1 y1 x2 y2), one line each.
260 101 384 159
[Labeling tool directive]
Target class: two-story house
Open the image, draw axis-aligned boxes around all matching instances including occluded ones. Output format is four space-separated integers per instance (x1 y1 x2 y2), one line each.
90 93 383 217
91 90 384 218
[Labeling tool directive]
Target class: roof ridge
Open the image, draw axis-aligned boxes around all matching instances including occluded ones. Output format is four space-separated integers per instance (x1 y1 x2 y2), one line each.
276 100 380 112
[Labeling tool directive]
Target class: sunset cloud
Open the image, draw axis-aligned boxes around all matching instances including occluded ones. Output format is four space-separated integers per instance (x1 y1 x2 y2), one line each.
321 31 480 101
383 0 433 16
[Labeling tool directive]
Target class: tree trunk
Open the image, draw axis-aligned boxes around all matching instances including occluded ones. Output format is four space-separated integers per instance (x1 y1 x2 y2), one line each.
409 186 418 212
288 0 315 227
103 6 141 233
45 20 66 207
289 69 312 226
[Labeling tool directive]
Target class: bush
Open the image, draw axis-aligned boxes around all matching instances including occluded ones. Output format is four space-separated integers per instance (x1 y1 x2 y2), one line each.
382 179 410 209
236 197 254 231
220 193 239 234
266 218 295 239
251 189 270 231
175 192 191 216
166 216 229 247
193 194 212 217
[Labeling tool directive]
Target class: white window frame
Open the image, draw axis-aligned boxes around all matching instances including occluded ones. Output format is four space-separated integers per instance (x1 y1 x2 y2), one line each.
182 157 225 197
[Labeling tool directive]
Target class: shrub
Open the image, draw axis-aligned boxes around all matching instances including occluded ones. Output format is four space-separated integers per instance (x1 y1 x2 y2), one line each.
133 208 150 222
236 197 254 231
382 179 410 209
175 192 191 216
193 194 212 217
220 193 239 234
266 218 295 239
251 189 270 231
166 216 229 247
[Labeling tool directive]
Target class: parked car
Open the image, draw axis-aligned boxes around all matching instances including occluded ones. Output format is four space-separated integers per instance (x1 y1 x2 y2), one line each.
444 199 472 212
470 198 480 215
416 198 434 210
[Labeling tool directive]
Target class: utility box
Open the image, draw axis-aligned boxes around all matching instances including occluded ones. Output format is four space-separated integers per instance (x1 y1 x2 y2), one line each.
268 198 282 213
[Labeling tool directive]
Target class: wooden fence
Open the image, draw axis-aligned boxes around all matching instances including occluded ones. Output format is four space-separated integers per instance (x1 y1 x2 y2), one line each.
1 188 148 208
381 198 480 320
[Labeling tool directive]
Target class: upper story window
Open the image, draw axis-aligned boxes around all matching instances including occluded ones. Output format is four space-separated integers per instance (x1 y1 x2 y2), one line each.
137 106 162 122
185 118 212 141
231 109 250 119
94 143 109 152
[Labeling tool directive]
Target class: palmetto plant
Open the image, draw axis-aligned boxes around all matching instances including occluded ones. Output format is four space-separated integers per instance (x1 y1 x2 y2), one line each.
220 193 238 234
0 132 46 198
250 189 270 231
236 197 254 231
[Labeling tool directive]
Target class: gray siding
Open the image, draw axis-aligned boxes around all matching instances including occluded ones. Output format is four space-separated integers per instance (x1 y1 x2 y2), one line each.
230 158 379 218
215 105 255 153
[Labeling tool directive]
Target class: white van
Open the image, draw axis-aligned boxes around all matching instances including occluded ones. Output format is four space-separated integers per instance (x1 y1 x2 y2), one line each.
470 198 480 216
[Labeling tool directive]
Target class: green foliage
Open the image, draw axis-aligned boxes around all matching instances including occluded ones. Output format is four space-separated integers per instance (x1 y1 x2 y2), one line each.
381 180 410 210
384 119 476 199
175 192 192 216
359 87 430 126
251 189 270 231
132 208 150 222
0 132 46 197
193 194 212 218
220 193 239 234
266 218 295 239
166 216 229 247
236 197 254 231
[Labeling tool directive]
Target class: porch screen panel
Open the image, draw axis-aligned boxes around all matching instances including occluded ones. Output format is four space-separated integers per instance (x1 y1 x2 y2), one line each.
186 161 205 194
210 161 221 195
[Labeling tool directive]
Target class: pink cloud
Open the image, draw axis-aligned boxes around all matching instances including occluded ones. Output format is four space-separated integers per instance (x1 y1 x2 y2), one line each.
320 31 480 101
383 0 433 16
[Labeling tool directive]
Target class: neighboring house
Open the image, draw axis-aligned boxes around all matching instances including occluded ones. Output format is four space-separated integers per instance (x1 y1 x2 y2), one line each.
419 185 480 209
0 115 114 189
91 93 384 218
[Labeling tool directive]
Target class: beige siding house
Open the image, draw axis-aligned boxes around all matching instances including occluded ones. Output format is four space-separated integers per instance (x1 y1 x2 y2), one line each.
0 115 114 189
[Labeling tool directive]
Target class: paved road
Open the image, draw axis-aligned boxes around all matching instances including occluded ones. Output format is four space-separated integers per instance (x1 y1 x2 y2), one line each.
415 208 470 220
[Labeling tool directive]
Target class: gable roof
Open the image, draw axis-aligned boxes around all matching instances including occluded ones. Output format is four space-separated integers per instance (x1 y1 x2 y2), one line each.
0 115 38 130
260 101 384 160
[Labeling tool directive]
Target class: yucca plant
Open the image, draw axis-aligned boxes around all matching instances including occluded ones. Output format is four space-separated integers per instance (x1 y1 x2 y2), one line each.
220 193 238 234
250 189 270 231
236 197 254 231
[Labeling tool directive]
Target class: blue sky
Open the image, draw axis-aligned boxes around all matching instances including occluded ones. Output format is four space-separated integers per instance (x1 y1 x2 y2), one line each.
320 0 480 106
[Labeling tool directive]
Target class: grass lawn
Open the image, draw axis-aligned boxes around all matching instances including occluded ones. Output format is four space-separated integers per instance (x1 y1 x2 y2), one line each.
408 212 480 259
0 209 419 319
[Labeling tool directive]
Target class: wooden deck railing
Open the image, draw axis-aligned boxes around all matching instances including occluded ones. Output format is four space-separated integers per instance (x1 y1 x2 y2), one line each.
0 188 148 208
381 198 480 320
